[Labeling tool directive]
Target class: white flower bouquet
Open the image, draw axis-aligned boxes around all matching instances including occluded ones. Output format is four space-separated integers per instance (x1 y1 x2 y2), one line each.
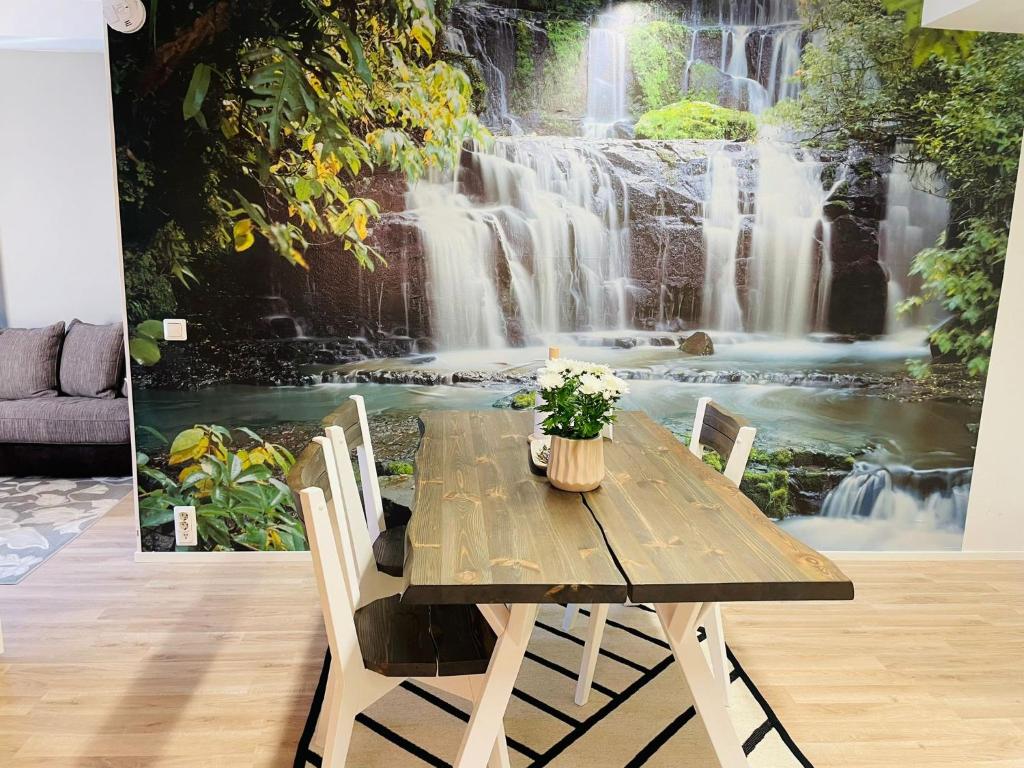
537 358 629 440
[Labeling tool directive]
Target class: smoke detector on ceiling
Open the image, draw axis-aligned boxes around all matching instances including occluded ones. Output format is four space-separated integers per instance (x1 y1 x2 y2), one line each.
103 0 147 34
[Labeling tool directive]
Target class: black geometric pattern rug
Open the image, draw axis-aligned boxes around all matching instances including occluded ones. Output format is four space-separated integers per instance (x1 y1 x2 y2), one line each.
296 604 813 767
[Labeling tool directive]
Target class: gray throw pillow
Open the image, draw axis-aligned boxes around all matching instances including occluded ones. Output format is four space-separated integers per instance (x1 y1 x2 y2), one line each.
0 322 65 399
59 320 126 399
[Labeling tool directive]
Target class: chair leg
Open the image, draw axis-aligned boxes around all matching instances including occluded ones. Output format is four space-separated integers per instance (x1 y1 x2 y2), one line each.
562 603 581 631
321 678 358 768
574 602 609 706
705 602 730 707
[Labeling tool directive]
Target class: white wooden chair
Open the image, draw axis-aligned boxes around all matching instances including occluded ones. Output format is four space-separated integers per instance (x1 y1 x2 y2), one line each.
567 397 756 707
325 395 405 577
296 433 510 768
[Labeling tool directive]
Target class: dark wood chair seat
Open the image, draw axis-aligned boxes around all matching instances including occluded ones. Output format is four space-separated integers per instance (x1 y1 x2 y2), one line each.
354 595 497 677
372 525 406 577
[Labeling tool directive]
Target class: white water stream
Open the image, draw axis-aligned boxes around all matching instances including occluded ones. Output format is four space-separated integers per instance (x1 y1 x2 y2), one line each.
582 9 630 138
411 138 631 349
878 145 950 332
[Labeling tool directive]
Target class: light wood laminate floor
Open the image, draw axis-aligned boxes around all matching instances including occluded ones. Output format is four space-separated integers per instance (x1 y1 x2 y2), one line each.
0 497 1021 767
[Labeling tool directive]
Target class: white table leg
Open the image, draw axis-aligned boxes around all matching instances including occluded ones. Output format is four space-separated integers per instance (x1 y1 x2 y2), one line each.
454 603 538 768
574 602 609 706
704 603 730 707
655 602 748 768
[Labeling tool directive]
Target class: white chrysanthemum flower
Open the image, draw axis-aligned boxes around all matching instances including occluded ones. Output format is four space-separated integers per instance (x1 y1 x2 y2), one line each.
578 373 604 396
537 371 565 390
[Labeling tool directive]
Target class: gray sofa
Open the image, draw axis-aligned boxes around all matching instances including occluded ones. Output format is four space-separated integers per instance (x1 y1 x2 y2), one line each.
0 321 131 476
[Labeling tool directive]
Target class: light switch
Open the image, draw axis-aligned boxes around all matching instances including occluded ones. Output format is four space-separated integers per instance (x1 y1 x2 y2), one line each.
163 319 187 341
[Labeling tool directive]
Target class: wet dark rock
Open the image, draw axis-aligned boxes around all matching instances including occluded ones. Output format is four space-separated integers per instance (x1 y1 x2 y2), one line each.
614 337 639 349
650 336 678 346
680 331 715 355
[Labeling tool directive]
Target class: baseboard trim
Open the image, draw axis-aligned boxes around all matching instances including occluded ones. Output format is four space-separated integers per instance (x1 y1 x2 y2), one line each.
826 550 1024 561
134 551 312 563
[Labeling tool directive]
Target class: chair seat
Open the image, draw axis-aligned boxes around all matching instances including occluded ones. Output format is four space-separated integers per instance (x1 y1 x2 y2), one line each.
372 525 406 577
354 596 497 677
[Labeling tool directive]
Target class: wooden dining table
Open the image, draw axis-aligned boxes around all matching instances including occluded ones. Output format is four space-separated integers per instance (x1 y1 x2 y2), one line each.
402 409 853 768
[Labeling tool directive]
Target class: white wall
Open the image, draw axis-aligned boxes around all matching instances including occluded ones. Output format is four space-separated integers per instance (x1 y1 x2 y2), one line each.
923 0 1024 33
963 136 1024 552
0 47 125 327
0 0 104 52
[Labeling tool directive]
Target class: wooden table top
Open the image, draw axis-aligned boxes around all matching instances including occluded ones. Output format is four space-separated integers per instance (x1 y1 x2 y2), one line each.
587 411 854 603
402 410 629 605
402 410 853 606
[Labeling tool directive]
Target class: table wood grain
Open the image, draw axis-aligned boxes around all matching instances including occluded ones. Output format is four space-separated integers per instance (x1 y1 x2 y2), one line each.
587 411 854 603
402 410 629 605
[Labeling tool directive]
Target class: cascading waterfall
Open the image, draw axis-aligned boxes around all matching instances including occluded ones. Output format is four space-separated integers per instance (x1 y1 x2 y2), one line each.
407 184 507 350
722 25 770 113
879 145 950 333
701 148 745 331
410 138 631 349
583 10 630 138
822 463 971 533
747 140 842 336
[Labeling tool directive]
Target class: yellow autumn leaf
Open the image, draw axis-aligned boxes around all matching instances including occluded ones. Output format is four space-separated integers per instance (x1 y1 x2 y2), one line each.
169 436 208 465
290 249 309 269
247 446 270 466
268 529 285 551
234 219 255 252
411 24 432 56
353 212 368 240
178 463 203 484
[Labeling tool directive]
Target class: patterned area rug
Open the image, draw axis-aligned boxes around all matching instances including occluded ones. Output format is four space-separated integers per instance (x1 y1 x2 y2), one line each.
297 604 813 767
0 477 132 584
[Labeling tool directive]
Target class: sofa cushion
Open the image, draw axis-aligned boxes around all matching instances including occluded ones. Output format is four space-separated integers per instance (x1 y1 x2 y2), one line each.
0 397 129 444
60 319 125 399
0 322 64 399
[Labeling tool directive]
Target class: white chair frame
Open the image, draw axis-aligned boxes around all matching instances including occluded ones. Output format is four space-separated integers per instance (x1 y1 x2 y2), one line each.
566 396 757 707
300 433 510 767
349 395 386 540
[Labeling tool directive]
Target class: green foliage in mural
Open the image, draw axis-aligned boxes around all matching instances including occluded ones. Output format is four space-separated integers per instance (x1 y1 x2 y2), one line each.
740 469 793 519
879 0 977 66
137 424 304 551
510 18 589 127
634 100 757 141
785 0 1023 376
112 0 489 364
626 21 691 114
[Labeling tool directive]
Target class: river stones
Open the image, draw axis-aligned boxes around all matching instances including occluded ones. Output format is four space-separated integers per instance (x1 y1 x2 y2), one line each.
680 331 715 356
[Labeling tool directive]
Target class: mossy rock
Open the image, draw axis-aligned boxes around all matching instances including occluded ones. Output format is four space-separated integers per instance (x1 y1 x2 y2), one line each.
493 388 537 410
383 460 414 476
740 469 794 519
635 100 756 141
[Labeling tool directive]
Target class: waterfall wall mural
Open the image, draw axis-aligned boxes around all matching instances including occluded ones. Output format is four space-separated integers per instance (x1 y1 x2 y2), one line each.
112 0 1023 553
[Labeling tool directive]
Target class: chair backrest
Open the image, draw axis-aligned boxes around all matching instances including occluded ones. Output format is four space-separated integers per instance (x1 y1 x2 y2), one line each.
324 396 385 539
289 435 365 606
324 427 377 605
298 480 361 684
688 397 757 486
